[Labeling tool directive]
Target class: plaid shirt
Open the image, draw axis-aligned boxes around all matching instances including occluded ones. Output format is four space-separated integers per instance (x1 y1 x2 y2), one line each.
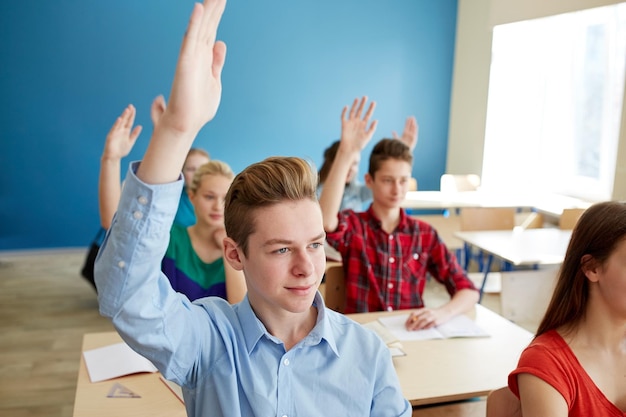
326 207 476 314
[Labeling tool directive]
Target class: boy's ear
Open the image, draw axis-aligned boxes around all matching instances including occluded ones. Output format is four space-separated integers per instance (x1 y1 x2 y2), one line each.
223 237 244 271
365 172 374 188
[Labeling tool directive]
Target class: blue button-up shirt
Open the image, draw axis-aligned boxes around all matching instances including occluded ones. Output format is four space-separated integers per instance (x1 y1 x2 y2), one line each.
95 162 411 417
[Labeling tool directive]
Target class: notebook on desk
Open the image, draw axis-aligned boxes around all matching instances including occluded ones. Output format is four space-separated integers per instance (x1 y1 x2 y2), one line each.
377 313 490 342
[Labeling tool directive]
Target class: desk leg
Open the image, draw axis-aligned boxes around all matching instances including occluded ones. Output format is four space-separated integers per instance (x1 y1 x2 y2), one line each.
478 255 494 303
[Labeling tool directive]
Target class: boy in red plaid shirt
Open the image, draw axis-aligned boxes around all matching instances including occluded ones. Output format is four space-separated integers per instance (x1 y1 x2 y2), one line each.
319 97 479 330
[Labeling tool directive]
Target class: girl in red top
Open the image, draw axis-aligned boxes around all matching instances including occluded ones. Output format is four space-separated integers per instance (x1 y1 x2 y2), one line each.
509 201 626 416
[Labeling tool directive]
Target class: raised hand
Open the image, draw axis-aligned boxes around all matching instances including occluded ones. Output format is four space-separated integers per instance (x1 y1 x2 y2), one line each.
150 95 167 127
162 0 227 136
340 96 378 153
138 0 228 185
392 115 418 151
102 104 142 161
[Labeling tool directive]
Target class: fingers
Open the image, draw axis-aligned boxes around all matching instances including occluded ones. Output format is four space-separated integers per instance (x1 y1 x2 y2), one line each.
123 105 137 130
129 125 143 143
150 95 166 126
406 310 437 330
212 40 227 80
366 119 378 136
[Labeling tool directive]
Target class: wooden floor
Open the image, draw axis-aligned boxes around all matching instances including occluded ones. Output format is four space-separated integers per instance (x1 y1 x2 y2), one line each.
0 249 503 417
0 250 114 417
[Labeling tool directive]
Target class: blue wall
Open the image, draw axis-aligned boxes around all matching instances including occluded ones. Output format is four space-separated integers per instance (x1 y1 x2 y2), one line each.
0 0 457 250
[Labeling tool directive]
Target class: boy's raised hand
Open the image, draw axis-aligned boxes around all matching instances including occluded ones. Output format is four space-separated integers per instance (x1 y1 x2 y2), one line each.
162 0 227 136
340 96 378 153
392 115 418 151
138 0 227 184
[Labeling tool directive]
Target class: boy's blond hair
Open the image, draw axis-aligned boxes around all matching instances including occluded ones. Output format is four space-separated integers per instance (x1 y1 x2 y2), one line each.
225 157 318 256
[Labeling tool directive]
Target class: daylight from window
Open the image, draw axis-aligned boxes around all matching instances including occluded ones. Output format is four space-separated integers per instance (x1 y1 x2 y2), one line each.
482 3 626 201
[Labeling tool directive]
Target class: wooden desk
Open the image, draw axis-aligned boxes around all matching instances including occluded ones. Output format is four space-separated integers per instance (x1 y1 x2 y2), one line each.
454 228 571 267
348 305 532 406
75 307 531 412
454 228 571 301
402 191 591 218
73 332 185 417
401 191 534 211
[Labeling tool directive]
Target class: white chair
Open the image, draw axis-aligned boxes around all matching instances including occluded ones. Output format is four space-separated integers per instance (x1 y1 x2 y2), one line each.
440 174 481 192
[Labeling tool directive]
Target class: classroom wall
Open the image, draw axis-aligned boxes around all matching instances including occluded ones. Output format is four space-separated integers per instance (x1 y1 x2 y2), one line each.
448 0 626 201
0 1 459 251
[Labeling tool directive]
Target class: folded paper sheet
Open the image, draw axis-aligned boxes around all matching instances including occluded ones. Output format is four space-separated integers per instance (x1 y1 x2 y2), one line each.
83 342 158 383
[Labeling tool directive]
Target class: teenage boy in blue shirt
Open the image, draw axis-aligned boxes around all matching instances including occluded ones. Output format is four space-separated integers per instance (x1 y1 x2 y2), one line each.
94 1 411 416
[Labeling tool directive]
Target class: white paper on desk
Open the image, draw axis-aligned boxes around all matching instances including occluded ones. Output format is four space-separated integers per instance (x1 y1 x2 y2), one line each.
83 342 158 383
378 313 489 341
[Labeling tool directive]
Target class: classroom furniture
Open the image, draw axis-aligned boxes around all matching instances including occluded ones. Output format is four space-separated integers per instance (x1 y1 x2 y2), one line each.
499 269 558 332
74 306 532 413
401 190 591 219
440 174 481 192
485 387 520 417
411 214 464 250
458 207 516 288
454 228 571 301
73 332 186 417
348 305 533 406
558 207 586 229
323 261 345 313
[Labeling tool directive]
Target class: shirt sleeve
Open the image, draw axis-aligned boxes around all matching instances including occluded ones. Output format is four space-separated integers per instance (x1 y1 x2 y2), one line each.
94 162 227 386
508 342 576 407
370 346 412 417
423 224 477 295
325 209 354 253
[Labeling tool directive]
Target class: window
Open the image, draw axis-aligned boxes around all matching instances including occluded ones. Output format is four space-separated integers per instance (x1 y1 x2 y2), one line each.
482 3 626 201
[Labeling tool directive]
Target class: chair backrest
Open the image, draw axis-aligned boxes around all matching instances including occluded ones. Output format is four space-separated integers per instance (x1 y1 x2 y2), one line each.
323 263 346 313
516 211 544 230
486 387 522 417
559 208 586 229
440 174 481 192
459 207 516 231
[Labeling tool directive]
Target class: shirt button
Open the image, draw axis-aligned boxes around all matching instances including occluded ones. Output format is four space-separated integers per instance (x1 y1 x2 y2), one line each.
388 283 393 289
283 358 290 366
388 235 393 240
413 253 419 260
117 261 126 269
137 196 148 205
387 306 393 312
389 257 395 263
133 211 143 220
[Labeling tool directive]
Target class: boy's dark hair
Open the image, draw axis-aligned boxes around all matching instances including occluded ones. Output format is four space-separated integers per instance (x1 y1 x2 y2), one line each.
368 138 413 177
318 140 340 185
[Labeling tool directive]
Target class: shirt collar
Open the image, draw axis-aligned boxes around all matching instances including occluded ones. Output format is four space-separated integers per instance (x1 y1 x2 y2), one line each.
364 206 410 232
237 292 339 356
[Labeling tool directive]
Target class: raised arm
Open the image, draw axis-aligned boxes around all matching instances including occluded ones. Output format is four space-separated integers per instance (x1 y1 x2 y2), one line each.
319 96 377 232
392 115 418 151
98 104 142 229
137 0 227 185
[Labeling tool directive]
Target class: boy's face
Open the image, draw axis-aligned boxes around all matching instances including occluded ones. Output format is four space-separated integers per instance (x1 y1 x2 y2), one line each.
225 199 326 317
365 159 412 209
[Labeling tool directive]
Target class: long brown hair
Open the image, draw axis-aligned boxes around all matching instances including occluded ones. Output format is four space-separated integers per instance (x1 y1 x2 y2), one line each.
536 201 626 336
